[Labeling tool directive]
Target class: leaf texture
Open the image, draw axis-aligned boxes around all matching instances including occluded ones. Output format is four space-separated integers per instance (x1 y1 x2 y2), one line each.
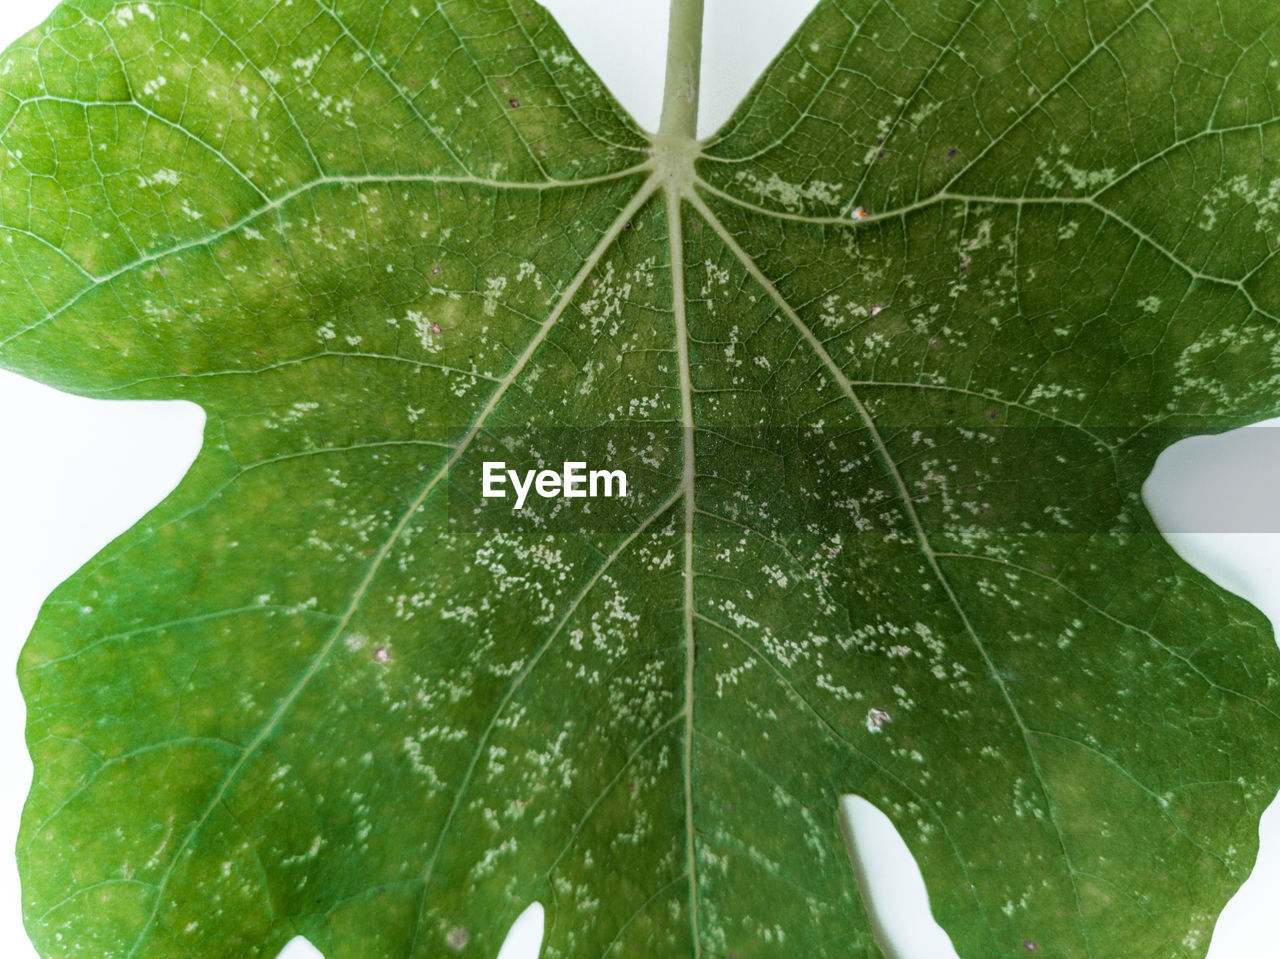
3 1 1280 957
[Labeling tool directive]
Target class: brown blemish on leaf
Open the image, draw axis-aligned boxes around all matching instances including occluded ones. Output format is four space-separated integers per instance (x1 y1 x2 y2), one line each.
446 926 470 951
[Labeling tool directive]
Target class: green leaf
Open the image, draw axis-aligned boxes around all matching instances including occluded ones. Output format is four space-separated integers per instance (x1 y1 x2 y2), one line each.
3 0 1280 956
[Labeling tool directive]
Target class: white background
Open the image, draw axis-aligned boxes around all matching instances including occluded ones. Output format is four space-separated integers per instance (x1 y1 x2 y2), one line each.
3 1 1280 956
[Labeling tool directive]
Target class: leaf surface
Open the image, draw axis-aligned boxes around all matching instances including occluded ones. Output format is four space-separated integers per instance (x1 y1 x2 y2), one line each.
3 1 1280 957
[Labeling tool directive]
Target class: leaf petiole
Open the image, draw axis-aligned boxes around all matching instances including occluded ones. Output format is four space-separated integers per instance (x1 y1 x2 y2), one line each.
659 0 705 139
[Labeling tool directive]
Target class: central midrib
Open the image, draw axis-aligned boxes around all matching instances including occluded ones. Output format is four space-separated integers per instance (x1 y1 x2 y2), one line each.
658 1 707 954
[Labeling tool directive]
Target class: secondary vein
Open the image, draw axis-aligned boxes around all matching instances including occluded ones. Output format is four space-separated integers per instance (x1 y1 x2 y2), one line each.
687 188 1094 953
123 175 661 958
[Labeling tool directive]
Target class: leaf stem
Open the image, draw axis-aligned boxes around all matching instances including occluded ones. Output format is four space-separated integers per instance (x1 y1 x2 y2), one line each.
659 0 705 139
